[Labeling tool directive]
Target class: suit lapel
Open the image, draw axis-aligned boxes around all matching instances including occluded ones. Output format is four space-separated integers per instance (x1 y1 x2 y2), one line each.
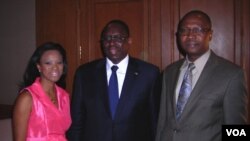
170 61 185 117
114 57 139 119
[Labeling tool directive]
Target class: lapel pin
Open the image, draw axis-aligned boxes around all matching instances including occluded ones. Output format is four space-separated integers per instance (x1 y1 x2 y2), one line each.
134 72 139 75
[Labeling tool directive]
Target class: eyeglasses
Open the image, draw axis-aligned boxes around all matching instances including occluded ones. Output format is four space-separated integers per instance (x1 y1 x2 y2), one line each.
178 27 211 36
102 35 127 42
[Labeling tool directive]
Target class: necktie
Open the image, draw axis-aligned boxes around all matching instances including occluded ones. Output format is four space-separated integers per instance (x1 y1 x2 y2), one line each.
176 63 195 120
108 65 119 119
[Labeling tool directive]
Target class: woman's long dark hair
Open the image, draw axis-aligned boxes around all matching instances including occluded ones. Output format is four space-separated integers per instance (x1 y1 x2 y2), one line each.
19 42 68 91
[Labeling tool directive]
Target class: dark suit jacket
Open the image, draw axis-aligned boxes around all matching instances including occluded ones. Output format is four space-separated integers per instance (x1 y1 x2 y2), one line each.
67 57 160 141
155 51 248 141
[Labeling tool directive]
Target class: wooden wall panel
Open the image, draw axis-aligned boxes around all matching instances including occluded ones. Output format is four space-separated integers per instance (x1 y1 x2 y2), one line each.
160 0 247 67
148 0 162 68
94 1 144 59
36 0 79 93
80 0 146 64
179 0 235 62
241 0 250 120
160 0 180 69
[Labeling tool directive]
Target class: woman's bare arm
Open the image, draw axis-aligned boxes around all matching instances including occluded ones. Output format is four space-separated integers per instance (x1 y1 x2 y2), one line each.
12 91 32 141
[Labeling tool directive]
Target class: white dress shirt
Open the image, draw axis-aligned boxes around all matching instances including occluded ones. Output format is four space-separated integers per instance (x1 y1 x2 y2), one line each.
106 55 129 98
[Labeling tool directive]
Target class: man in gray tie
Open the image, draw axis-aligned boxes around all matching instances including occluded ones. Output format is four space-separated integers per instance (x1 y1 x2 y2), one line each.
155 10 248 141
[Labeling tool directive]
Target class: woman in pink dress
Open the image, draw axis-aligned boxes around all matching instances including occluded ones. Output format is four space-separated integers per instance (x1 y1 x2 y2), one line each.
13 42 71 141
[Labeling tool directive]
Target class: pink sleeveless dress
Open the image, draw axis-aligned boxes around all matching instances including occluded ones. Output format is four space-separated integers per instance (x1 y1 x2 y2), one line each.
24 77 71 141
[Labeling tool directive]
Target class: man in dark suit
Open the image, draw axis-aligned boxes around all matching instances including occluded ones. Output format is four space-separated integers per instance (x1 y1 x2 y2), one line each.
67 20 160 141
155 10 248 141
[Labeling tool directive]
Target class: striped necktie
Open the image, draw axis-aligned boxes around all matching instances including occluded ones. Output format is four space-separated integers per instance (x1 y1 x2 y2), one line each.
176 63 195 120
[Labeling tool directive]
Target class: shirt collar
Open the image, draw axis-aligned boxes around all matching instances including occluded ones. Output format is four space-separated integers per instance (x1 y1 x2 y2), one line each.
106 55 129 74
181 49 211 71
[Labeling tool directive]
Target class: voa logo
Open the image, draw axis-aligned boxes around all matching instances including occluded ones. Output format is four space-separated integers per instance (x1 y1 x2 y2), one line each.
226 129 246 136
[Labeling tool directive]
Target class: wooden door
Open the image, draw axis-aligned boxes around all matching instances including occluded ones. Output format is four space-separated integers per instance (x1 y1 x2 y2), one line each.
79 0 149 64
